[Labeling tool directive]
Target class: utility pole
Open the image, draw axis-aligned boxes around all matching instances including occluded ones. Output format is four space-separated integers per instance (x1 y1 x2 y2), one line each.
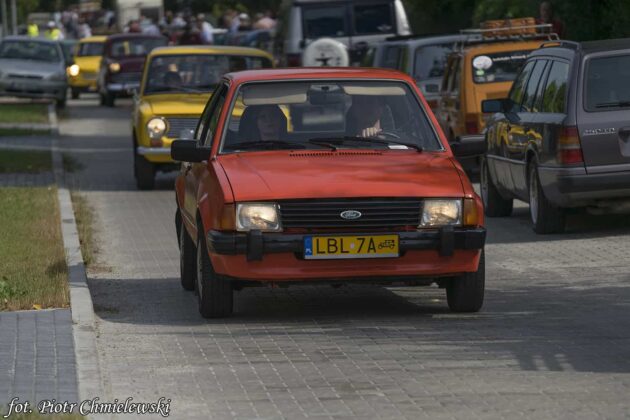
10 0 16 35
1 0 8 38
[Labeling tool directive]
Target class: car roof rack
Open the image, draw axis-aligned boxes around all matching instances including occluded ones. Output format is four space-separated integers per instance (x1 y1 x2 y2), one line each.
539 40 581 50
453 20 559 52
385 33 457 42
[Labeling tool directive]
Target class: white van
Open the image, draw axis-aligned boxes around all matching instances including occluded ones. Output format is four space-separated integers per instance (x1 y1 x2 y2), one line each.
276 0 411 66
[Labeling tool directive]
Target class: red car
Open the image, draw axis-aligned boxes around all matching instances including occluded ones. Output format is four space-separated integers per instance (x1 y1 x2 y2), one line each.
172 68 486 318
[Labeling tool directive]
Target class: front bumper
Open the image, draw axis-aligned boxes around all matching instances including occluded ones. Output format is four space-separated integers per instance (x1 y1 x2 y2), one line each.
106 82 140 93
538 166 630 207
0 78 67 100
208 228 486 261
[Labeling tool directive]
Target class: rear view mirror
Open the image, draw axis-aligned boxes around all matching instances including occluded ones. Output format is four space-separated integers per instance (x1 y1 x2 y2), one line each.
450 135 487 157
171 140 211 162
481 98 506 114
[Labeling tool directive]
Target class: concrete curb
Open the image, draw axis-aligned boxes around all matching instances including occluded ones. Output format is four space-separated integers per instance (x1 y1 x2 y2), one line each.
51 116 104 401
48 103 59 136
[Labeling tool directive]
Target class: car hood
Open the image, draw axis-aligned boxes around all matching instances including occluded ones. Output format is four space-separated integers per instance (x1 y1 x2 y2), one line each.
141 93 211 116
0 59 62 76
218 151 465 202
74 56 102 72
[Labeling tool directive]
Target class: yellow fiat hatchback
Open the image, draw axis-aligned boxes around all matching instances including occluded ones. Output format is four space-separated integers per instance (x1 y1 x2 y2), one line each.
132 45 273 189
67 35 106 99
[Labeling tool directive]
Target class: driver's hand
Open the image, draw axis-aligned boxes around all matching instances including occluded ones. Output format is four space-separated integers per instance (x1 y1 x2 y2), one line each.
361 126 381 137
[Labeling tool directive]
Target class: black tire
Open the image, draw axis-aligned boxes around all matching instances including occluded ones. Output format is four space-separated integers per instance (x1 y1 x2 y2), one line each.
196 224 233 318
71 88 80 99
99 93 106 105
104 92 115 107
134 154 155 190
446 250 485 313
178 213 196 291
528 163 565 234
480 157 513 217
56 96 66 109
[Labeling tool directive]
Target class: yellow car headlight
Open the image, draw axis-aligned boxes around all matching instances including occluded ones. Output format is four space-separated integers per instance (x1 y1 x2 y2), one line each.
109 62 121 73
68 64 80 77
236 203 282 232
420 199 462 228
146 118 167 140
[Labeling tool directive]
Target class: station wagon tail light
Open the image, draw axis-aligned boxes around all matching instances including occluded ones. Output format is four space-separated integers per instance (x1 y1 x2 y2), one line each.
419 199 462 228
463 198 479 226
236 203 282 232
557 126 584 164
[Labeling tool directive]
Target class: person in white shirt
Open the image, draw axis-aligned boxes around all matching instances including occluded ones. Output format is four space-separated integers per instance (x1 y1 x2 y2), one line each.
197 14 214 44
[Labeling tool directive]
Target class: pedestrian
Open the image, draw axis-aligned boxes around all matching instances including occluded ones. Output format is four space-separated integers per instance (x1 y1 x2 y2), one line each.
142 18 160 36
178 22 202 45
197 14 214 44
536 1 565 38
78 19 92 38
45 21 64 40
253 11 276 31
27 19 39 37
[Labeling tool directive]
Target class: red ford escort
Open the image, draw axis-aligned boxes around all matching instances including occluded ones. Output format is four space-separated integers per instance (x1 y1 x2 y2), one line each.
172 68 486 318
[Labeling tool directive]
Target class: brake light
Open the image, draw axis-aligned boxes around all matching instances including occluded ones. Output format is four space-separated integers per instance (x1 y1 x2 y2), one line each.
286 54 302 67
465 120 479 134
557 126 583 164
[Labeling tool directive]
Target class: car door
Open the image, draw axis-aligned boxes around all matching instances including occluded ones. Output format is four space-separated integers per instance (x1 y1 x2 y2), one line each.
508 59 549 198
181 84 228 231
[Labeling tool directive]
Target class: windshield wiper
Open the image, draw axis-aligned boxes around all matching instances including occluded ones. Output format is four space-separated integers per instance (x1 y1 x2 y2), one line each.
595 101 630 108
229 140 304 150
308 136 423 152
307 139 338 151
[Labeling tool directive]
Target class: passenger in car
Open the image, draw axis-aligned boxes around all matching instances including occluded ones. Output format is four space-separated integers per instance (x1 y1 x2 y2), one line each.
238 105 288 141
346 95 389 137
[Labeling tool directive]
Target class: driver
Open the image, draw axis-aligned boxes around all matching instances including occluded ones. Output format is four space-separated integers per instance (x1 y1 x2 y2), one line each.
346 95 385 137
163 71 183 89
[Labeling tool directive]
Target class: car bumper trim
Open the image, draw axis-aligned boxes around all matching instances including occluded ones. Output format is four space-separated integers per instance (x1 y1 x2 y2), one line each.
136 146 171 156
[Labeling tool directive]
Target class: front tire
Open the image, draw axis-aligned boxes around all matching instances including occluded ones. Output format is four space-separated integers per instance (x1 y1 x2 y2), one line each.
178 213 196 291
134 154 155 190
446 250 485 313
480 157 513 217
104 92 115 107
196 224 233 318
528 163 565 234
71 88 80 99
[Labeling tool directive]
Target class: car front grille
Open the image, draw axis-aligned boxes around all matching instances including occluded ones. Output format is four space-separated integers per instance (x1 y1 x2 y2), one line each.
166 117 198 138
8 74 43 80
279 198 422 230
81 70 97 80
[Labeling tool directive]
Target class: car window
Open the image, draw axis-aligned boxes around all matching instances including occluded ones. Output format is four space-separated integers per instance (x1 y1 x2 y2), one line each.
220 81 443 153
77 42 104 56
353 3 393 35
0 40 61 63
302 5 348 38
413 43 454 81
196 84 226 141
382 46 404 70
441 57 454 92
542 61 569 113
532 60 551 112
143 54 271 95
450 57 461 93
508 60 535 111
472 50 532 84
109 37 166 57
522 60 547 112
584 54 630 111
203 87 228 146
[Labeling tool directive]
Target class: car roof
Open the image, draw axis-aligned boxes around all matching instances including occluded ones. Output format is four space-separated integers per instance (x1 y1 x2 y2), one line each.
1 35 58 45
377 34 465 48
79 35 107 43
224 67 414 84
461 40 544 55
148 45 273 60
293 0 382 3
581 37 630 53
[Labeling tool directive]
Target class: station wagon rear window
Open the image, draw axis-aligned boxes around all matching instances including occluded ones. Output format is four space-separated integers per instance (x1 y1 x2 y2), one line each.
77 42 104 57
585 54 630 111
220 81 442 153
109 37 166 57
472 50 531 84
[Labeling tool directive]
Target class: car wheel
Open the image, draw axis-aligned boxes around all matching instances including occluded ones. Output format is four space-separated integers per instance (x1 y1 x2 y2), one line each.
528 163 565 234
99 93 106 106
178 213 196 291
446 249 485 313
196 224 233 318
480 157 513 217
104 92 115 107
134 154 155 190
56 96 66 109
71 88 80 100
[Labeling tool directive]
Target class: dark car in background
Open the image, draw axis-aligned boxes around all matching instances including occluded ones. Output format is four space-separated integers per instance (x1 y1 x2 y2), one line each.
98 33 167 107
0 36 69 107
481 38 630 233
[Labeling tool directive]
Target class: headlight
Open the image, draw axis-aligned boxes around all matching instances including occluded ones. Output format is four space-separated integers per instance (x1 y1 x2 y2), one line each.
68 64 80 77
146 118 166 140
236 203 281 232
420 199 462 227
109 62 121 73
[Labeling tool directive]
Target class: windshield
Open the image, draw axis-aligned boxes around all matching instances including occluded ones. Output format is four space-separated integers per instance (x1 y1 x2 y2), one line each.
109 37 166 58
77 42 104 57
414 43 454 81
220 81 442 153
302 2 394 38
144 54 272 94
0 40 61 63
472 50 531 84
585 54 630 111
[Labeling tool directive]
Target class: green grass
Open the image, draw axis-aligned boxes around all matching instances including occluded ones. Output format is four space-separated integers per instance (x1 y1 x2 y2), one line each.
0 187 69 311
0 103 49 124
0 128 50 136
0 150 51 173
70 191 95 266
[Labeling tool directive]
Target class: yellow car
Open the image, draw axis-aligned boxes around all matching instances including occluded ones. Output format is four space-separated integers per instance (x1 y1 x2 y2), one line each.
437 19 558 143
132 45 273 189
67 36 106 99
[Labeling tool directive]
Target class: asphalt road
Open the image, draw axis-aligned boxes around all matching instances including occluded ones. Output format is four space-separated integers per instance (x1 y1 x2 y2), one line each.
60 95 630 420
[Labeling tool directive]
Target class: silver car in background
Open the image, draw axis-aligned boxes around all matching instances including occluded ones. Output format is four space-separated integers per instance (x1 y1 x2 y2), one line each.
0 36 68 107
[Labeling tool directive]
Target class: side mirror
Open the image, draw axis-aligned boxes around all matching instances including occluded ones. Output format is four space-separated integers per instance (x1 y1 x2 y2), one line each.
171 140 211 162
450 135 487 158
481 98 506 114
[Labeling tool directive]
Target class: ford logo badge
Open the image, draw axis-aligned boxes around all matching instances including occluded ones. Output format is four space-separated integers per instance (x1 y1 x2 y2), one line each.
340 210 362 220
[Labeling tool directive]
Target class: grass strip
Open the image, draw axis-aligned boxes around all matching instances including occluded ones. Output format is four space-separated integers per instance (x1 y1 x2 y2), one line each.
0 187 69 311
0 103 49 124
0 150 51 173
70 191 95 266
